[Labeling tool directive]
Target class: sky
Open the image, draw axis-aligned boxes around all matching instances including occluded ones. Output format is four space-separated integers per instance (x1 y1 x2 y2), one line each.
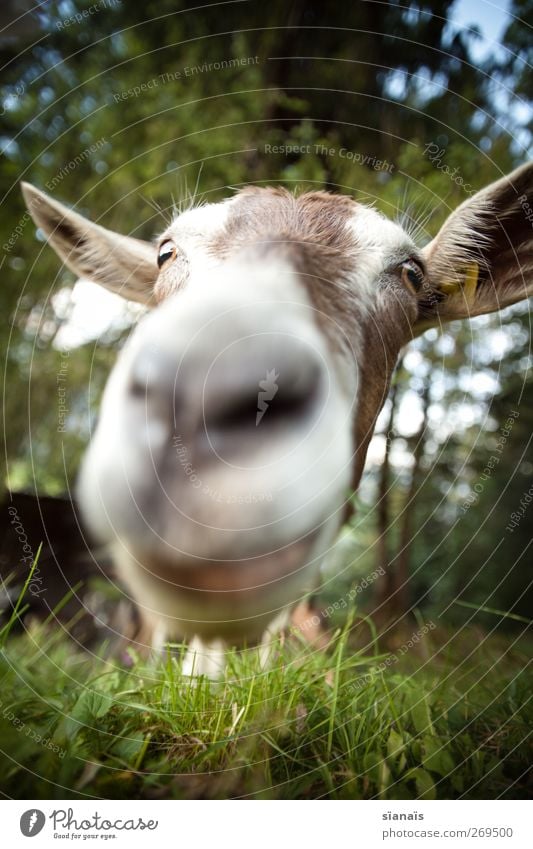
451 0 511 60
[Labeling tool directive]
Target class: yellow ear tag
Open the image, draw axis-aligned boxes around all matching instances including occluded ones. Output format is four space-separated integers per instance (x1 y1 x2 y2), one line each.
439 262 479 307
463 262 479 307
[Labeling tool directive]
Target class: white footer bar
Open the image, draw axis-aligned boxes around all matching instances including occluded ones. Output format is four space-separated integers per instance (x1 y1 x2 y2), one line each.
3 800 530 848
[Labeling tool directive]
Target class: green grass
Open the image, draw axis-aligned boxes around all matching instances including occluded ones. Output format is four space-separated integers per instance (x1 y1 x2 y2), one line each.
0 601 531 799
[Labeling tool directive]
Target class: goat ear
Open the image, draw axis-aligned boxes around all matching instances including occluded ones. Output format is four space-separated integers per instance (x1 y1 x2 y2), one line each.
21 183 157 305
414 162 533 332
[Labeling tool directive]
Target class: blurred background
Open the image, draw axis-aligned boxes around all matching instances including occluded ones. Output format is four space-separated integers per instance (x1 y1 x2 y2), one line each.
0 0 531 637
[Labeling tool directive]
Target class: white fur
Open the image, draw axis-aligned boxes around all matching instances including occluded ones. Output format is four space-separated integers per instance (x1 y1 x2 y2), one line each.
163 198 235 277
347 205 416 293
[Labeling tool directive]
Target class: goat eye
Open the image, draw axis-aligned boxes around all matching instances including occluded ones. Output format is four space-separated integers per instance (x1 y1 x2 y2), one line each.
157 239 176 269
400 259 424 294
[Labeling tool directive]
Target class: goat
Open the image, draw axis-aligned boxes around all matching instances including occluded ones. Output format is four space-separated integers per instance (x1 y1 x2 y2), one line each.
21 162 533 674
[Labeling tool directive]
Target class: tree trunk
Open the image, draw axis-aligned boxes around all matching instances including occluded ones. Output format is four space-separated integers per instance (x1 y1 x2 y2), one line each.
376 372 400 575
377 378 430 628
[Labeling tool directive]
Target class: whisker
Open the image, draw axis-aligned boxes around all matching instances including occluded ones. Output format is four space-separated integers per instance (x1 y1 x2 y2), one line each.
139 194 172 226
397 190 442 245
189 162 205 210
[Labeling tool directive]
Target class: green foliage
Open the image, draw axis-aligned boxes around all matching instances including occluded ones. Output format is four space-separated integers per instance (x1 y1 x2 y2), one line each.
0 2 531 625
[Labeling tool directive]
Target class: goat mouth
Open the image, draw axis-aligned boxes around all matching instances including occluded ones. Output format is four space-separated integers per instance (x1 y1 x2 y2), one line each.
130 530 319 595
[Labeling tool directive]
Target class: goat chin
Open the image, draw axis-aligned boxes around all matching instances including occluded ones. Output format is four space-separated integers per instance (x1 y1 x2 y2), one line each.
106 515 340 677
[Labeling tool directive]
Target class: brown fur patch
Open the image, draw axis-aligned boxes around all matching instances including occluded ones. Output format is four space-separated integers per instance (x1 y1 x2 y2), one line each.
210 187 362 353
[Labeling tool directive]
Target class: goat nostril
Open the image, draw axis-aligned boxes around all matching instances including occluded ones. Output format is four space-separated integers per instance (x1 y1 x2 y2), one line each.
206 360 323 432
129 376 148 400
127 342 325 456
128 349 179 406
